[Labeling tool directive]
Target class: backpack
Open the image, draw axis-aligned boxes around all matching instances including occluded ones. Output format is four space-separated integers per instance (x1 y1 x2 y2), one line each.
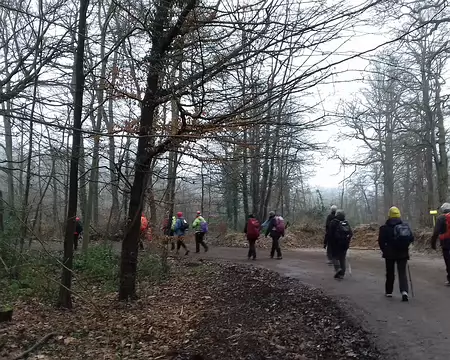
247 218 260 238
393 223 413 248
182 218 189 231
177 218 188 231
274 216 285 234
336 220 352 248
200 221 208 233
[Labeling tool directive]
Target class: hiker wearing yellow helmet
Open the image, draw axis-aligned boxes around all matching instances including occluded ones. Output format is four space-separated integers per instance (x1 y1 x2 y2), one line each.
378 206 414 302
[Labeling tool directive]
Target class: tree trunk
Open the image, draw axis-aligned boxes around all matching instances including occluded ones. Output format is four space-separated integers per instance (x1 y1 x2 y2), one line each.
2 45 15 213
79 135 88 221
58 0 89 309
434 74 448 205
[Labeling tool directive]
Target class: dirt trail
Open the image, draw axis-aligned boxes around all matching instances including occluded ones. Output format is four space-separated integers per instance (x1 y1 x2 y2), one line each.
198 247 450 360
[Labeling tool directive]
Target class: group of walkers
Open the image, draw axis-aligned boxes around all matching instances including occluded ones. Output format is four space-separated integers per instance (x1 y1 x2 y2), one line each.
324 204 414 301
324 201 450 303
243 211 286 260
160 211 209 255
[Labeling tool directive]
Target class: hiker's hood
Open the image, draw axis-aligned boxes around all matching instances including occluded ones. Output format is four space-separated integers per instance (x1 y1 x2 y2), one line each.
386 218 402 226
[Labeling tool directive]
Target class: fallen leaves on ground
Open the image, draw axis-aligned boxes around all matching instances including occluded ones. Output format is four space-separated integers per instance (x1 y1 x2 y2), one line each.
1 260 382 360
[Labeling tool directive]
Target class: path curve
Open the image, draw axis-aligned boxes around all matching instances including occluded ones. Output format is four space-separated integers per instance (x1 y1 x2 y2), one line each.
198 247 450 360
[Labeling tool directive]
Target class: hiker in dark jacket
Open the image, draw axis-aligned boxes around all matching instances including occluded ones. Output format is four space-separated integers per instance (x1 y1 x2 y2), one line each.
328 209 352 279
74 217 83 250
265 211 284 259
378 206 413 301
324 205 337 265
244 214 260 260
431 202 450 286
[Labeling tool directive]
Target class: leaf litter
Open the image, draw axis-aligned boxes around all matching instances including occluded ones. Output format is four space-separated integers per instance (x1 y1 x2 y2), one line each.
1 259 382 360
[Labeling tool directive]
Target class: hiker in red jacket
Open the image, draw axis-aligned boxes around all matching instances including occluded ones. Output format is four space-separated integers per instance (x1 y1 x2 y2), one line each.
431 202 450 285
244 214 260 260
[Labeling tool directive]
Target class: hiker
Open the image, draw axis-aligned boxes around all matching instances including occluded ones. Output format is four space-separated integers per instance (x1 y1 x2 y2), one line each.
324 205 338 265
328 209 353 279
431 202 450 286
244 214 260 260
74 216 83 250
140 213 149 250
192 211 209 253
265 211 285 259
378 206 414 301
174 211 190 255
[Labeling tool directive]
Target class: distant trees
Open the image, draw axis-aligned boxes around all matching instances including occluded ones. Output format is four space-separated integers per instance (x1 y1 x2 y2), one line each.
340 0 450 226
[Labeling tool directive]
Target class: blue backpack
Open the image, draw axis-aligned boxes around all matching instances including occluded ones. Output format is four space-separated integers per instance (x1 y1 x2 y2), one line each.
200 221 208 233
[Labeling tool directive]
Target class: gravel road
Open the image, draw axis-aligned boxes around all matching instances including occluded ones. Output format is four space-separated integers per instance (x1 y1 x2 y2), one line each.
198 247 450 360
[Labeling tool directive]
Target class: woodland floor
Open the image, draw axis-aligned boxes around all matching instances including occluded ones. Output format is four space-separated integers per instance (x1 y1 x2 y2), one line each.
1 259 382 360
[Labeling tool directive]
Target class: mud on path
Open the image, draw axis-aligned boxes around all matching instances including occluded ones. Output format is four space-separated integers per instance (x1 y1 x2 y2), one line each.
198 247 450 360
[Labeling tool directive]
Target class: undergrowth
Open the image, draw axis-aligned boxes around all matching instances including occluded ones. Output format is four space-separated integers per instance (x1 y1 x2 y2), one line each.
0 237 168 306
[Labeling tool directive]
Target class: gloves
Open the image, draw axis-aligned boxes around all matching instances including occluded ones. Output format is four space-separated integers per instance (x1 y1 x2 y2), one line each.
431 243 437 250
323 244 327 249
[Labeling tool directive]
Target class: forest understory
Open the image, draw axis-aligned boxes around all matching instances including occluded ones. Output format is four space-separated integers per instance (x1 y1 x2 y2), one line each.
1 258 382 360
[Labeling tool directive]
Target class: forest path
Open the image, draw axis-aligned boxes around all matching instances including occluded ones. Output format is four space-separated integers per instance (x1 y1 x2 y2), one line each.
198 246 450 360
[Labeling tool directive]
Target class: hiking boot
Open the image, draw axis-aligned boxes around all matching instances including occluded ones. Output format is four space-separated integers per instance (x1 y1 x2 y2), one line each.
185 250 190 256
445 281 450 286
385 294 393 298
334 269 343 279
401 291 409 302
276 256 283 260
252 257 256 261
204 247 209 253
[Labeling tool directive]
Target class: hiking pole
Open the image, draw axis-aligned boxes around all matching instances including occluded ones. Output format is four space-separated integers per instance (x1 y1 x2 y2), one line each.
407 264 415 298
347 249 352 275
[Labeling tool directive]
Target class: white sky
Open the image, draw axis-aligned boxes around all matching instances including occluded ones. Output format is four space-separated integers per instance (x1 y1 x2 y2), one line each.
308 28 388 189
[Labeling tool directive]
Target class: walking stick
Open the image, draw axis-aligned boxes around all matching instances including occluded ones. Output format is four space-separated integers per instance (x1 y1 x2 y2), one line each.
347 249 352 275
407 264 415 298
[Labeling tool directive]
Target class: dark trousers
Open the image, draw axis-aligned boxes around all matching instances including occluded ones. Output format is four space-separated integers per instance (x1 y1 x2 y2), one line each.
248 238 257 259
333 250 347 274
176 236 188 252
73 234 79 250
326 244 333 261
385 258 408 294
270 236 282 258
195 232 208 252
442 248 450 282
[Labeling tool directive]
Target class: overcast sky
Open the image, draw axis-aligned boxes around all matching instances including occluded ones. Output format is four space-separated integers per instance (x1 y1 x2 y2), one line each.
308 26 388 189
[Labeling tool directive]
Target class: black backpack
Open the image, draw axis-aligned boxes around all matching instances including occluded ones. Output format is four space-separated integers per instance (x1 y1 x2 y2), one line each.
336 220 352 248
393 223 413 248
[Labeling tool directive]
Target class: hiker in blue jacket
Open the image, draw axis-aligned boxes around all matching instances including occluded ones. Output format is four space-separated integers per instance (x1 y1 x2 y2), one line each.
174 211 190 255
265 211 284 260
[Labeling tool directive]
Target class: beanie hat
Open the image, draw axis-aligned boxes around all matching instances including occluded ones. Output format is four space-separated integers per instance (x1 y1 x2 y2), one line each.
388 206 401 219
177 211 183 218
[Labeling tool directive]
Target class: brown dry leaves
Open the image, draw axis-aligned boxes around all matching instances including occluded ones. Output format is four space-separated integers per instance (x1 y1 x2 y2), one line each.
1 260 381 360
